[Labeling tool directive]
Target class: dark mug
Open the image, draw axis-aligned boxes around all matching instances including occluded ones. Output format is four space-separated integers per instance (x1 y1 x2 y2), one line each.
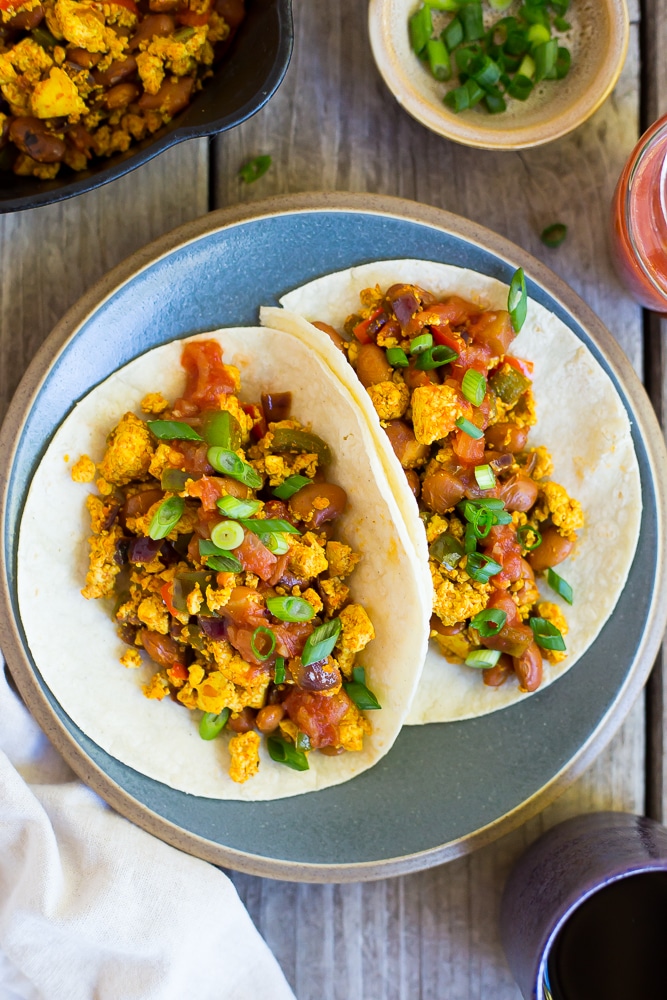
500 811 667 999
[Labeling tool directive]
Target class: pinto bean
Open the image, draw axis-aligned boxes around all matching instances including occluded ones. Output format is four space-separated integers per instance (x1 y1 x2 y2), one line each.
484 421 529 453
421 469 466 514
227 707 257 733
256 704 285 734
355 343 393 387
7 3 43 29
138 75 194 115
404 469 420 497
215 0 245 28
514 641 542 692
312 321 346 351
483 653 513 687
93 55 138 88
288 483 347 527
149 0 182 10
129 13 175 49
385 419 429 468
9 118 65 163
140 629 184 668
66 47 102 68
527 525 575 572
498 473 538 512
103 82 141 110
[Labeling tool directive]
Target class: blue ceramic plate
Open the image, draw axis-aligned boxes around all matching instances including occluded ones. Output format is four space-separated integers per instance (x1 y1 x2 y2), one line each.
1 194 666 881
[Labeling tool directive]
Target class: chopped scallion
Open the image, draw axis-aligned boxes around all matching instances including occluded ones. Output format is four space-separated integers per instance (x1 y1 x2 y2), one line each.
148 496 184 540
210 520 245 550
410 332 433 354
251 626 276 661
547 568 573 605
529 617 566 651
461 368 487 406
415 345 458 369
455 416 484 440
216 495 262 519
470 608 507 637
465 648 501 669
273 475 313 500
474 464 496 490
301 618 342 667
199 708 230 740
466 551 502 583
266 595 315 623
148 420 202 441
274 656 286 684
267 737 309 771
386 347 410 367
541 222 568 248
207 447 262 488
508 267 528 332
239 154 272 184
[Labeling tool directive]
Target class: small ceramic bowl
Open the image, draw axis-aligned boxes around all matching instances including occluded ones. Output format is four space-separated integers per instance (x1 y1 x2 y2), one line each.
368 0 629 150
0 0 293 214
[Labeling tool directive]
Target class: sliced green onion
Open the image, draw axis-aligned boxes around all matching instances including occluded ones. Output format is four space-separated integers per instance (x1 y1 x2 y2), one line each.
161 468 191 490
508 267 528 332
461 369 487 407
251 625 276 661
210 520 245 550
410 332 433 355
507 73 534 100
516 53 536 79
201 410 241 450
470 53 501 88
238 517 300 536
427 37 452 80
199 708 230 740
474 464 496 490
443 16 463 50
148 496 184 540
554 17 571 32
273 475 313 500
216 495 262 518
464 521 477 554
148 420 202 441
344 665 382 710
274 656 286 684
415 345 459 370
459 1 483 41
555 45 571 79
445 76 485 111
516 524 542 551
471 506 494 539
409 4 433 55
266 595 315 622
426 0 460 9
239 154 272 184
534 38 558 81
485 91 507 114
203 553 243 573
470 608 507 637
267 737 309 771
466 551 502 583
264 533 290 555
527 23 551 48
459 497 513 527
505 30 530 56
541 222 567 248
529 617 566 651
301 618 342 667
547 568 573 605
386 347 410 368
207 447 262 488
456 416 484 440
465 648 501 668
429 532 465 570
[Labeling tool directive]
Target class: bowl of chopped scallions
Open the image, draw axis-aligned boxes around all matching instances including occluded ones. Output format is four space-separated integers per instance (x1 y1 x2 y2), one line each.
368 0 629 149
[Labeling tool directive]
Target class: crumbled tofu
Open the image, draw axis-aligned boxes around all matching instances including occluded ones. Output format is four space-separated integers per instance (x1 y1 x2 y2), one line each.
319 577 350 617
98 412 154 486
137 595 169 634
120 648 142 669
31 66 86 119
141 392 169 415
430 561 490 628
325 541 359 580
287 531 328 579
366 380 410 421
533 481 584 538
81 523 124 599
301 587 323 614
335 604 375 677
228 731 261 783
148 442 185 480
185 583 204 616
526 446 553 480
143 672 170 700
337 700 371 752
411 384 469 445
205 582 233 613
536 601 569 665
431 629 475 663
71 453 96 483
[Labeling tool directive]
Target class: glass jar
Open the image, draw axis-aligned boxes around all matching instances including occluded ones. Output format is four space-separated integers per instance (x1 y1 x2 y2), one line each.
610 114 667 312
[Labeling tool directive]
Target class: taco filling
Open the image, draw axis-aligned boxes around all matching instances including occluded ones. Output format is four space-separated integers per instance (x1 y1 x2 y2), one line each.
75 338 379 783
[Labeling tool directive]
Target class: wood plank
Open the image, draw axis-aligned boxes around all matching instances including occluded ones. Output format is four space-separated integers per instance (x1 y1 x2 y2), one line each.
222 1 646 995
0 142 208 426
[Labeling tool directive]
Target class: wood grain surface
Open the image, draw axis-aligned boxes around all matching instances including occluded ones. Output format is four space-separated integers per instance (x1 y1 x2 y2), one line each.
0 0 658 996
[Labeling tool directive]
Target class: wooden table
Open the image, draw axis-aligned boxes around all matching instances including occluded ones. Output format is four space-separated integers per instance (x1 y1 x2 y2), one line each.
1 1 664 996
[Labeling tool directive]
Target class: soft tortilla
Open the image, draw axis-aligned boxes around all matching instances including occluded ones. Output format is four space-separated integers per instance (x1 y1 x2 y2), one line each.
263 259 642 722
17 327 431 799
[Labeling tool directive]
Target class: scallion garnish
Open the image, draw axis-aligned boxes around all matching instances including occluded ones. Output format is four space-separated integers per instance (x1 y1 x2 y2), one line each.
210 520 245 550
274 656 286 684
541 222 568 248
410 332 433 355
409 3 433 54
471 506 494 539
464 521 477 554
238 517 300 536
251 625 276 661
239 154 272 184
516 524 542 551
273 475 313 500
207 447 262 488
267 737 309 771
344 666 381 710
263 533 290 555
216 495 262 519
466 551 502 583
427 37 452 81
266 595 315 622
465 648 502 669
508 267 527 332
301 618 342 666
470 608 507 637
474 464 496 490
204 553 243 573
199 708 230 740
148 496 184 540
461 369 487 406
547 568 573 605
415 345 458 370
456 416 484 440
148 420 202 441
295 731 312 752
386 346 410 368
529 617 566 651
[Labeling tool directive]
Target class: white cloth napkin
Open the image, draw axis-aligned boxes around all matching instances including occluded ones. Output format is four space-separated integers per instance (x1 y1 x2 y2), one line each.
0 659 296 1000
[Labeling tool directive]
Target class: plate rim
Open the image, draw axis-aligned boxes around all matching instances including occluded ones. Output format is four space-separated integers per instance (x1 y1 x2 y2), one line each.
2 191 666 882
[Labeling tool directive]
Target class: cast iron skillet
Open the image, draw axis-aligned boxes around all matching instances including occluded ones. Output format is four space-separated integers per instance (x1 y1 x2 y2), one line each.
0 0 293 214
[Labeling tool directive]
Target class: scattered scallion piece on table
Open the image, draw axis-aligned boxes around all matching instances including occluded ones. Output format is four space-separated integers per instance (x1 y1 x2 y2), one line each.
238 154 272 184
541 222 568 247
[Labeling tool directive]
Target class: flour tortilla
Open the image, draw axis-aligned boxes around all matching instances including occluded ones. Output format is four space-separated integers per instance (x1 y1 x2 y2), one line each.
263 259 642 722
17 327 431 799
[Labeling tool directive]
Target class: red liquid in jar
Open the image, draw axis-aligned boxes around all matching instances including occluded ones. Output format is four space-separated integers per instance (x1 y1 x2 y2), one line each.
611 116 667 312
546 871 667 999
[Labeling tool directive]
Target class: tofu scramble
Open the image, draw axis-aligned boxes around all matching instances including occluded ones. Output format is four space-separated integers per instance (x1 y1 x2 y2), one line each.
0 0 244 178
76 338 377 783
314 280 584 693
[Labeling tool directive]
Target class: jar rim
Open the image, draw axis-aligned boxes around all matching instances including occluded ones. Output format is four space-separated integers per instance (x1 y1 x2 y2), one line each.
623 117 667 300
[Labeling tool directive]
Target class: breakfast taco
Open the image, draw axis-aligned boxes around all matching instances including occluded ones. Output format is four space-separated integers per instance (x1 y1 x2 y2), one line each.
17 326 431 800
262 259 642 723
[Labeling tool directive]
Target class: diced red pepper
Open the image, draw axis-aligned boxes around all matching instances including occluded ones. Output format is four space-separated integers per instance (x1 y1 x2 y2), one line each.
452 428 485 465
160 581 181 618
0 0 30 10
168 662 189 681
243 402 267 441
352 308 384 344
234 531 277 582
